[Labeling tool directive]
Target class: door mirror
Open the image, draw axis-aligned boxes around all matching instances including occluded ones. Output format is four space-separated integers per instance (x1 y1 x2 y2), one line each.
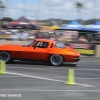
33 45 39 49
22 45 25 47
33 46 36 49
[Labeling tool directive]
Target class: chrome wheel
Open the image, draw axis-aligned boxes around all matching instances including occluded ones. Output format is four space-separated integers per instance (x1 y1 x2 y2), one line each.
0 51 11 63
50 55 63 66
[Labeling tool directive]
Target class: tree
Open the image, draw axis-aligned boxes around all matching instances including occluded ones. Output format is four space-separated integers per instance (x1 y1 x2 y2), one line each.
0 0 6 18
0 1 6 7
2 17 13 22
0 0 6 30
75 2 84 24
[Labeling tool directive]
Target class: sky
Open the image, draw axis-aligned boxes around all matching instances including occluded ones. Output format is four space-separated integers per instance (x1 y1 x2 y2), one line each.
2 0 100 20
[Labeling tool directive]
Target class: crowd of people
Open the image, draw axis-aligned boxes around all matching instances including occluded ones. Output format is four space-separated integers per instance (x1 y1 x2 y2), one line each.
0 29 100 44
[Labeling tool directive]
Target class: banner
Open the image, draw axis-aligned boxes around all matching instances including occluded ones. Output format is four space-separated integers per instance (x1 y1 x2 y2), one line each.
68 43 96 56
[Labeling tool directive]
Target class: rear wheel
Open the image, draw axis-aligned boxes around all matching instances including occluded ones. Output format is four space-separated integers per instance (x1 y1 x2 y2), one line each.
0 51 12 63
49 54 63 66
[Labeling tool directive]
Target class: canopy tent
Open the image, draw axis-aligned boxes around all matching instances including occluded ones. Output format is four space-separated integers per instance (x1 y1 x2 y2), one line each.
85 21 100 31
30 20 41 26
40 26 52 32
10 16 31 25
40 25 60 32
2 24 40 30
16 16 30 23
60 21 84 30
50 25 60 30
2 16 40 30
10 21 30 25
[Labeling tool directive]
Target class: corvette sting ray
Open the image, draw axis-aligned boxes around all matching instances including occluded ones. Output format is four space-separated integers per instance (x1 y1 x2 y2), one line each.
0 39 80 66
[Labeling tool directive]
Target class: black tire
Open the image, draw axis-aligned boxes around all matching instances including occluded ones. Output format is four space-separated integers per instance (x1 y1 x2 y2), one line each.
0 51 12 63
49 54 63 66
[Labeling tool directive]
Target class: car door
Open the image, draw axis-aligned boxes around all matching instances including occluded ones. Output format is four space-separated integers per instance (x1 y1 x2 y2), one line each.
21 41 49 60
21 46 36 60
32 41 49 60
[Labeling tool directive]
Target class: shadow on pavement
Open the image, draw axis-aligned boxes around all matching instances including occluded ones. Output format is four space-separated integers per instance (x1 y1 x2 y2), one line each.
8 60 77 67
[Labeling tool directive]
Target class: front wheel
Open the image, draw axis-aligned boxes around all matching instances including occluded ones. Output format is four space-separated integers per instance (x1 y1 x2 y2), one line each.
49 54 63 66
0 51 12 63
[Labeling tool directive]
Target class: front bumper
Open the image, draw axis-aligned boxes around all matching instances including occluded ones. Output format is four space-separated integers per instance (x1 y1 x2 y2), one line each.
71 57 80 62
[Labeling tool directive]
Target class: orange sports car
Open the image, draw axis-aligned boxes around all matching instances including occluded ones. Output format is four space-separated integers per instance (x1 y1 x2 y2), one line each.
0 39 80 66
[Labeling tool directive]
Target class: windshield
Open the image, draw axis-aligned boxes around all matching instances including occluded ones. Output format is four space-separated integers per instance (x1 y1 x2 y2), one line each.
26 40 36 47
55 42 66 48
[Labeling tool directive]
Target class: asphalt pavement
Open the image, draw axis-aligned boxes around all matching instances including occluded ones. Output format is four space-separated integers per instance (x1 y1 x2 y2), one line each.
0 57 100 100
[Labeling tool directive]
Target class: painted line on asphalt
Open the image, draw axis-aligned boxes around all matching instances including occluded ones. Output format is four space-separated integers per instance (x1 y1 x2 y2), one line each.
0 76 25 77
7 66 100 71
75 68 100 71
7 66 54 69
7 67 100 71
38 77 100 79
79 61 100 62
50 77 100 79
0 75 100 80
0 89 99 92
6 72 96 87
75 77 100 79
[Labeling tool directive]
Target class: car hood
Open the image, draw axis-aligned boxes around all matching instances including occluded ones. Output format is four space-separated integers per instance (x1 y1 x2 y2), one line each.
0 44 23 50
1 44 23 47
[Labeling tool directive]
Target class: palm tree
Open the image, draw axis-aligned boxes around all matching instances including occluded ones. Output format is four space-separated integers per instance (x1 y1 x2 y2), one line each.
0 0 6 30
0 0 6 16
75 2 84 24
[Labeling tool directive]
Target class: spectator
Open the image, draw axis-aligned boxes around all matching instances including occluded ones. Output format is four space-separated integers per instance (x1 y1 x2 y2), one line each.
17 30 29 40
37 33 44 39
78 35 88 43
49 33 56 40
87 34 93 43
9 33 19 40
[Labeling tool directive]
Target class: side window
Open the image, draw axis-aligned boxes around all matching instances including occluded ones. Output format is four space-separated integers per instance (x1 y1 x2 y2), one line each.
42 42 49 48
34 41 49 48
35 42 42 47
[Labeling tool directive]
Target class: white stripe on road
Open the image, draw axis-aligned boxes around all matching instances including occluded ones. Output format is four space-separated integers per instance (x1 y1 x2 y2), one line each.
7 66 100 71
0 75 100 80
75 68 100 71
75 77 100 79
6 72 95 87
79 61 100 62
0 76 25 77
0 89 99 92
36 77 100 79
